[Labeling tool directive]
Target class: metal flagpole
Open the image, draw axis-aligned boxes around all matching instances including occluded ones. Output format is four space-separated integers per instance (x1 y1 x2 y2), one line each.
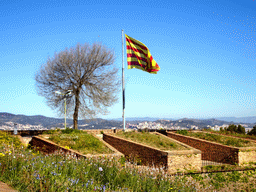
122 29 125 131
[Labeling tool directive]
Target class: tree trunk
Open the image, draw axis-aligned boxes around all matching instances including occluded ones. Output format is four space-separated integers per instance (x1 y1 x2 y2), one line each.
73 90 80 129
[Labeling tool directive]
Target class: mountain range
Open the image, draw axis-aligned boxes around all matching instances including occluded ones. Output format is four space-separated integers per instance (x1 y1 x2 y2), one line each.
110 116 256 124
1 112 256 130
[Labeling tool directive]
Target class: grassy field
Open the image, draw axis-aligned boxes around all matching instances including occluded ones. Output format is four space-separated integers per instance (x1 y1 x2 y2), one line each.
176 130 256 148
115 131 188 150
0 130 256 191
41 128 113 155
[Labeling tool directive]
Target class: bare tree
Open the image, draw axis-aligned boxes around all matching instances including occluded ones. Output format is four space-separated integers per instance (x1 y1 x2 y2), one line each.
35 42 120 129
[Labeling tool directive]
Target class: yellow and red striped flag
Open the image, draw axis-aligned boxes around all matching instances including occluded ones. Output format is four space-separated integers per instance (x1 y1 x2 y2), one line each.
125 34 160 74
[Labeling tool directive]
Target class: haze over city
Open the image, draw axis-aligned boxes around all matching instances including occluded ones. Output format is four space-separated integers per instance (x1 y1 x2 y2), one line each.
1 0 256 120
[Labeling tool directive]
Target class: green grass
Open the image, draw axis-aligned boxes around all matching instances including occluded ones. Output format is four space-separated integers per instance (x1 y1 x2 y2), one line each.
0 131 256 191
202 163 256 172
176 131 256 147
42 129 113 155
203 129 256 141
116 131 188 150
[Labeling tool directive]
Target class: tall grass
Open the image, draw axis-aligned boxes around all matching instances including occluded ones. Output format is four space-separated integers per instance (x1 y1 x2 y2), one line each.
0 144 187 191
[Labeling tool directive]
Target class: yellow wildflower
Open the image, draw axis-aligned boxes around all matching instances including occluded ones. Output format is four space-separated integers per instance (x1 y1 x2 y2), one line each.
0 153 5 157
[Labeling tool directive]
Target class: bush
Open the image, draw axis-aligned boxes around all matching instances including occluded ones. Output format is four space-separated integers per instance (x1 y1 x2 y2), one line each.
248 125 256 136
61 128 81 134
237 125 246 134
227 124 238 133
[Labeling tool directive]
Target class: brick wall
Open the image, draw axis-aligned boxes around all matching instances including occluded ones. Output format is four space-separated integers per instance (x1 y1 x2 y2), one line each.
29 136 83 157
166 131 239 165
29 136 123 159
103 133 168 168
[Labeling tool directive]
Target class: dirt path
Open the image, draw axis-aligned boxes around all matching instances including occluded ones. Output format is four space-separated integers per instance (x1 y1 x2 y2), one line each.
18 136 32 146
0 181 18 192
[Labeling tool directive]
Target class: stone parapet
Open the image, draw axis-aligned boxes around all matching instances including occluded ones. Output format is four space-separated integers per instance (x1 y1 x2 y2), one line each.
166 131 256 165
29 136 123 159
103 133 201 173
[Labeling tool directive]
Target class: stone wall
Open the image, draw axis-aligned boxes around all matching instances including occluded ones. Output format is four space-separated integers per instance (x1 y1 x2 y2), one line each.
166 131 239 165
168 152 201 173
154 132 201 173
239 148 256 165
103 133 168 168
29 136 123 159
84 129 124 135
103 133 202 173
3 130 48 136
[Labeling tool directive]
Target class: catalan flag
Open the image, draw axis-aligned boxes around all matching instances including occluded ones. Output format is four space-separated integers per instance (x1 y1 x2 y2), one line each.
125 34 160 74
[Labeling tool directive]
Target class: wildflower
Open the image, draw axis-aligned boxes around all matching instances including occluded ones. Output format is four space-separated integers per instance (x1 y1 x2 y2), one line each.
99 167 103 172
0 153 5 157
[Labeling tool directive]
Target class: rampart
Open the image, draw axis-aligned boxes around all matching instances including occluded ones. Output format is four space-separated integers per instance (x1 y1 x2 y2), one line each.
29 135 123 159
165 131 256 165
103 132 201 173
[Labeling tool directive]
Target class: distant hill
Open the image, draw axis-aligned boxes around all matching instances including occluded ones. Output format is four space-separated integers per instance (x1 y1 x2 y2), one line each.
154 118 235 129
0 113 123 129
0 112 85 129
108 117 173 122
214 116 256 124
0 112 255 129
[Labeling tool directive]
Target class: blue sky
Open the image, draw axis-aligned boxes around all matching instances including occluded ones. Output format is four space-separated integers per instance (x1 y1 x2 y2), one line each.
1 0 256 120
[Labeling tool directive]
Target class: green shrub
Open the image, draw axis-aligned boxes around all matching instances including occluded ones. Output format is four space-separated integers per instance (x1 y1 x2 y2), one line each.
61 128 81 134
45 129 58 134
248 125 256 136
